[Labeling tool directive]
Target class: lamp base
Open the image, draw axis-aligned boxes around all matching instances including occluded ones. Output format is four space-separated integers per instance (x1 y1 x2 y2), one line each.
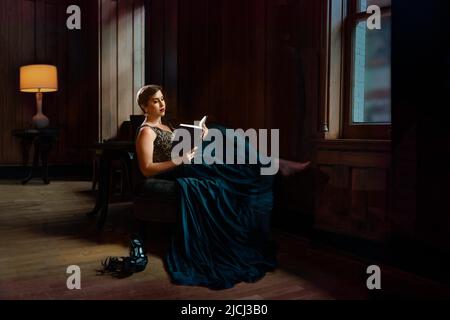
32 112 49 129
32 92 49 129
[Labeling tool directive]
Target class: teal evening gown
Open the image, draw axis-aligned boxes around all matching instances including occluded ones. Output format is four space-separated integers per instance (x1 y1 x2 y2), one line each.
141 123 278 289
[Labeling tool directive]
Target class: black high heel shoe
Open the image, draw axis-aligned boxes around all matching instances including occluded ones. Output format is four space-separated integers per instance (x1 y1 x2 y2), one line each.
129 236 148 272
98 235 148 277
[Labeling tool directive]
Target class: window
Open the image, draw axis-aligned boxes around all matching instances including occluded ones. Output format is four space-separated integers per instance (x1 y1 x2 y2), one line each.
343 0 391 139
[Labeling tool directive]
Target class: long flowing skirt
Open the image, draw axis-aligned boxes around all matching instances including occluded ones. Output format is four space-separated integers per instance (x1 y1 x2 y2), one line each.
158 124 278 289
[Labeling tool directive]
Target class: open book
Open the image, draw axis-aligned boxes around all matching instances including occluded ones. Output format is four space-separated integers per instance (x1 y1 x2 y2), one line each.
179 115 207 130
172 116 207 150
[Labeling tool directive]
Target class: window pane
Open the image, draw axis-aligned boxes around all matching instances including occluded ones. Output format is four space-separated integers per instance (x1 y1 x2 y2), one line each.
351 15 391 124
358 0 391 12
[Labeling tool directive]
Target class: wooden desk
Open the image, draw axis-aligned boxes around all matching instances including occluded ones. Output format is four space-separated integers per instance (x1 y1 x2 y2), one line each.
87 141 135 230
12 128 60 184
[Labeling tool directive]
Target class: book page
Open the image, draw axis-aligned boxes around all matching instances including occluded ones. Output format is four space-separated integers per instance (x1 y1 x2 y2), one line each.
179 115 207 129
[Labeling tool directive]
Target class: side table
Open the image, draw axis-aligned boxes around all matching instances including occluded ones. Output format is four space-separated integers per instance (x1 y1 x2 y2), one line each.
12 128 60 184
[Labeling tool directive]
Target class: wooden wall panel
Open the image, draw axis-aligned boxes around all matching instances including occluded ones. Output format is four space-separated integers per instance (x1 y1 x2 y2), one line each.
167 0 321 161
118 0 134 129
0 0 98 166
315 146 391 241
55 0 68 162
20 1 37 130
133 0 145 115
147 0 164 84
66 1 85 161
100 0 145 141
247 0 266 130
176 0 191 121
190 0 210 122
221 0 244 129
145 0 177 120
0 1 8 161
100 0 117 140
163 0 178 119
2 1 21 164
206 0 223 126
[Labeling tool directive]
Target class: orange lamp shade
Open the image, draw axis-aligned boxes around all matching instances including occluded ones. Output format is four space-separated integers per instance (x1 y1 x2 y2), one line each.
20 64 58 93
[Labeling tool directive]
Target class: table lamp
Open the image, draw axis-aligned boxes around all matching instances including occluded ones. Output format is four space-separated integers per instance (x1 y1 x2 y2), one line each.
20 64 58 129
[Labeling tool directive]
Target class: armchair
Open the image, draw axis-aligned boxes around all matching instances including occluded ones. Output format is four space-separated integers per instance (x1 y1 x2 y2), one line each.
129 115 179 234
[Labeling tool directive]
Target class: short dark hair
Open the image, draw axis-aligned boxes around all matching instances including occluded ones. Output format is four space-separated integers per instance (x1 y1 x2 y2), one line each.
136 85 163 112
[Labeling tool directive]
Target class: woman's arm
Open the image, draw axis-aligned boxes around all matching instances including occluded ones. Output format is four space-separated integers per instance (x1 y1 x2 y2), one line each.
136 127 196 178
136 127 177 177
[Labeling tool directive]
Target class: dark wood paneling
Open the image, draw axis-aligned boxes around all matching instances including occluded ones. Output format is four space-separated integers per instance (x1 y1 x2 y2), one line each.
163 0 178 119
315 143 391 241
67 2 82 160
247 0 266 130
100 0 117 140
147 0 164 84
3 1 22 163
21 1 37 130
390 0 450 252
55 0 66 162
100 0 145 140
145 0 178 120
190 0 210 122
0 0 98 165
133 0 145 115
1 1 7 160
118 0 134 129
206 0 223 125
167 0 320 161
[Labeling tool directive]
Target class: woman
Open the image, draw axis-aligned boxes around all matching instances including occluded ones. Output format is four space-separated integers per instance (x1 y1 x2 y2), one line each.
135 85 310 289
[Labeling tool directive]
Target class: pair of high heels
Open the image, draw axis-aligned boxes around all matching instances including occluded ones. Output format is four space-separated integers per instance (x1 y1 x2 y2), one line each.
98 235 148 277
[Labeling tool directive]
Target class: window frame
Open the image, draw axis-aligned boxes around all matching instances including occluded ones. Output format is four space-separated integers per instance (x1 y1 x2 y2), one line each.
342 0 392 139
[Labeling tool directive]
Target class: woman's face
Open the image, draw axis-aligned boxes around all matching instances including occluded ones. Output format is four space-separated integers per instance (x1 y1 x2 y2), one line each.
144 90 166 118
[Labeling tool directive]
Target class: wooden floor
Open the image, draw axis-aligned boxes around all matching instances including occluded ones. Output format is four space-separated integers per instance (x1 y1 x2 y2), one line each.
0 180 449 300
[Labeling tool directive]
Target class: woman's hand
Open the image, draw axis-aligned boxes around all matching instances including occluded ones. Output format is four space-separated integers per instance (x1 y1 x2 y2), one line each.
202 124 209 140
177 146 198 165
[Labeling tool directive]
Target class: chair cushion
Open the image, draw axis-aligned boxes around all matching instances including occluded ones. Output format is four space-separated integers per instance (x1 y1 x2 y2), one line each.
134 178 178 199
133 178 179 223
